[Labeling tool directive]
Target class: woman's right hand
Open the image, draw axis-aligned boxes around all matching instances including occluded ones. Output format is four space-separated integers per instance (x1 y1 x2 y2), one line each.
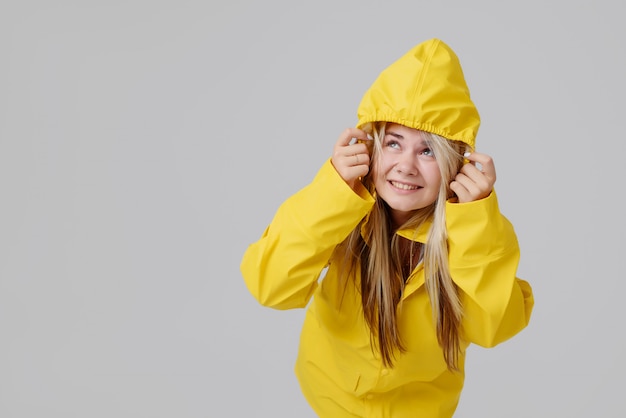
331 128 372 190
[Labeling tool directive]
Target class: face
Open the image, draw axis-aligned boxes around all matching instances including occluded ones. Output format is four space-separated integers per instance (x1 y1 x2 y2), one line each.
372 123 442 227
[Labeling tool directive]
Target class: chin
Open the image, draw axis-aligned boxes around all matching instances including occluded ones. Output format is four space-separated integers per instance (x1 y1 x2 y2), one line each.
388 202 426 212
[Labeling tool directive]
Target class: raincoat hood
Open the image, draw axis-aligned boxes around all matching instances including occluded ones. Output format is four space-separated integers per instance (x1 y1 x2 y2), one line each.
357 38 480 148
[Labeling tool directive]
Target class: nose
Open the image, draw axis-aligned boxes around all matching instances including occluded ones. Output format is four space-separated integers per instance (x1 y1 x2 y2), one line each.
395 151 418 176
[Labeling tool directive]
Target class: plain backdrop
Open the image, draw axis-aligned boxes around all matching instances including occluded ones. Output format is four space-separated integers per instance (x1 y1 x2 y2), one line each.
1 0 625 417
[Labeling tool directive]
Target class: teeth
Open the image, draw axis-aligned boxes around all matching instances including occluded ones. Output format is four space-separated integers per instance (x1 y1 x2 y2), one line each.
391 181 418 190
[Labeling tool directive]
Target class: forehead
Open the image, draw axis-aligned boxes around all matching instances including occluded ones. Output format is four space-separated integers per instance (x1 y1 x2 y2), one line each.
386 123 425 141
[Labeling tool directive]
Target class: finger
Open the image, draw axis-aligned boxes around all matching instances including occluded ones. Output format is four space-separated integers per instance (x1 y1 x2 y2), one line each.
345 142 371 160
458 162 485 183
332 148 370 182
338 128 370 147
334 142 370 168
352 163 370 178
333 161 370 189
449 180 469 203
458 162 496 197
463 151 496 178
349 151 370 167
451 171 492 203
450 179 483 204
451 173 480 196
460 161 495 191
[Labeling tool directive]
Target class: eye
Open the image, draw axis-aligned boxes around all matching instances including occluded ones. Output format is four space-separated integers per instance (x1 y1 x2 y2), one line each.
384 139 400 149
421 148 434 157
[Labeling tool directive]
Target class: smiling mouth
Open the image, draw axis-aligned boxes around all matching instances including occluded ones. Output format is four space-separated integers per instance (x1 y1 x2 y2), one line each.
390 181 420 190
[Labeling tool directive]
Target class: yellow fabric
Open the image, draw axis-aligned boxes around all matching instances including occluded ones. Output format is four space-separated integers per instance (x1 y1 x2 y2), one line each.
241 160 534 417
241 38 532 417
357 38 480 148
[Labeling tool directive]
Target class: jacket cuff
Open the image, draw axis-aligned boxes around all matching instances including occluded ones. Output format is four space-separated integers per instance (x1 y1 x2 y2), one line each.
283 159 375 243
445 190 518 263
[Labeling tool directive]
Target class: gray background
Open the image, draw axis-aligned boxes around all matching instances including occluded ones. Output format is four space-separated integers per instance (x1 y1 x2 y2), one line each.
1 0 624 417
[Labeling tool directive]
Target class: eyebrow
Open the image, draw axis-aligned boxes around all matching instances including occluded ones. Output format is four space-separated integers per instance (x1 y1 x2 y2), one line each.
386 130 429 146
386 130 404 140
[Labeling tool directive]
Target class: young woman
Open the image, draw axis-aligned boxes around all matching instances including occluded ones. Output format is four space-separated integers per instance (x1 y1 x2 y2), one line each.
240 38 534 417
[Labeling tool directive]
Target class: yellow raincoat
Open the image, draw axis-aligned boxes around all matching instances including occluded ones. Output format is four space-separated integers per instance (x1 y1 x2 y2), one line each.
241 38 534 417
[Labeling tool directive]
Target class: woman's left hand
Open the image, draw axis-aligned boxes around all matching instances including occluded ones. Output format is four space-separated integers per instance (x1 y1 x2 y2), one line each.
450 151 496 203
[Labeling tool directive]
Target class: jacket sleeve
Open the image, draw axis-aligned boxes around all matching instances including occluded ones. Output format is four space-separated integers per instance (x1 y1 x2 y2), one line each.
240 159 375 310
446 191 534 347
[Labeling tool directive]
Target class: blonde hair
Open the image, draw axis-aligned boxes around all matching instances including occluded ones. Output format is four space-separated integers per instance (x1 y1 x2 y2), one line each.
334 122 469 370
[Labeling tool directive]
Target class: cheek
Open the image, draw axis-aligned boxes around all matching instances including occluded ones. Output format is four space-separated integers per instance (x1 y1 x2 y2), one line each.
424 164 443 186
370 159 391 184
372 152 393 174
